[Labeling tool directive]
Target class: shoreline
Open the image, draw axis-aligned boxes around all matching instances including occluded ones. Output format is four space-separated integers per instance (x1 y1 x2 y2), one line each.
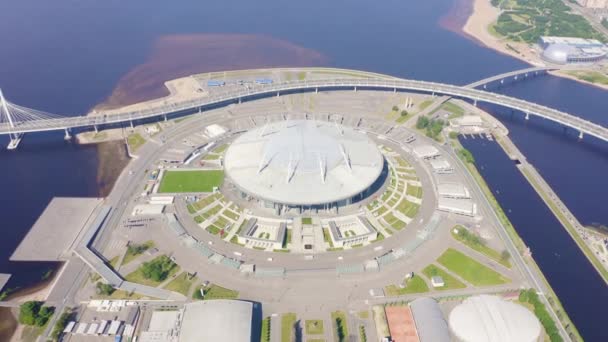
457 0 608 91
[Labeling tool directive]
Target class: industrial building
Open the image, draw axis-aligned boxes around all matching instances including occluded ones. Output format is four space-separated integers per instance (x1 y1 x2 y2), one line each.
139 300 253 342
449 295 542 342
412 145 440 159
437 182 471 199
409 298 450 342
539 36 607 64
224 120 386 212
437 197 477 216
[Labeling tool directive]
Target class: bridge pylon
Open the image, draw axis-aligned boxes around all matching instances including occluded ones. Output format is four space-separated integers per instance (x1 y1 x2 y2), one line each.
1 88 24 150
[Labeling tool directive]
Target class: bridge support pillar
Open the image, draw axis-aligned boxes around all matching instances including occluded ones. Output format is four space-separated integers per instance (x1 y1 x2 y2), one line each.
7 133 23 150
238 97 241 104
64 128 71 140
354 86 357 92
578 131 584 140
277 91 280 97
198 107 202 114
473 99 477 107
431 91 435 97
93 125 98 133
525 112 530 120
393 87 396 93
500 79 504 84
163 115 167 122
130 120 133 129
315 87 318 93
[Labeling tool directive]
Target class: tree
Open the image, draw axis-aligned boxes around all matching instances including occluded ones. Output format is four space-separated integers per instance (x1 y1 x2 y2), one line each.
19 301 54 327
400 110 408 117
500 250 511 263
127 242 149 256
141 255 176 282
392 105 399 112
96 282 115 296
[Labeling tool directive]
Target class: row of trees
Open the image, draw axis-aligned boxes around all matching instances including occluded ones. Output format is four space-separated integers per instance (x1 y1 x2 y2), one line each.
519 289 563 342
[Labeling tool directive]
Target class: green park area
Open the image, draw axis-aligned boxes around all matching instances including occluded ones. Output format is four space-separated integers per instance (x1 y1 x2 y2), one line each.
565 70 608 86
491 0 605 43
193 283 239 300
422 264 466 290
281 313 297 342
127 133 146 152
164 272 197 296
437 248 509 286
385 275 429 296
124 255 179 287
305 320 325 335
158 170 224 193
122 240 154 266
451 226 511 268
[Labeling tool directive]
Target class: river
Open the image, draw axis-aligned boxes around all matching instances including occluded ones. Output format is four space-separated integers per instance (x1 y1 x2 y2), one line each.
0 0 606 340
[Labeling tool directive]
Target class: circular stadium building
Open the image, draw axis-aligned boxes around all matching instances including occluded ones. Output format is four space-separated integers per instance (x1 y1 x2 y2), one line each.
542 43 607 64
223 120 386 213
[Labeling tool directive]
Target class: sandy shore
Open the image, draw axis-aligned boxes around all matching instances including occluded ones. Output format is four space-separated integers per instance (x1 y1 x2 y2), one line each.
461 0 542 65
461 0 608 90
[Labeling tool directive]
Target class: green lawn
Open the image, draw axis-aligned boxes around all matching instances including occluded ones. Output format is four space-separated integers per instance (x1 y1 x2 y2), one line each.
163 272 196 296
212 143 229 153
451 226 512 268
418 100 433 110
422 264 466 290
124 255 179 287
385 275 429 296
302 217 313 225
127 133 146 152
437 248 509 286
201 284 239 300
305 320 324 335
158 170 224 193
260 317 271 342
122 240 155 266
281 313 297 342
331 311 348 342
406 185 422 198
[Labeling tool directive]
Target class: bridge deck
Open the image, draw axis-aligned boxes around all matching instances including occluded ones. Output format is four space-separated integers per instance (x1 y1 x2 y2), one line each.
1 68 606 143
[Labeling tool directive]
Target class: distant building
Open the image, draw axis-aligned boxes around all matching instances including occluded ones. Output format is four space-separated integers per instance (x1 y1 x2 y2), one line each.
575 0 608 9
539 36 607 64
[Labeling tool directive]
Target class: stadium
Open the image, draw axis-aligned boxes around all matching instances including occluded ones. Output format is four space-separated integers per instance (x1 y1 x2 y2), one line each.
223 119 387 213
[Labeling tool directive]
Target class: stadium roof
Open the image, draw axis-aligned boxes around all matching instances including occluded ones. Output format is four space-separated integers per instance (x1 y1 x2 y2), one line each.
449 295 541 342
179 300 253 342
224 120 384 206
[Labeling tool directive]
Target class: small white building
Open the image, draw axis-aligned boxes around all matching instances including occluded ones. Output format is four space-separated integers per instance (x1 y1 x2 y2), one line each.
451 115 483 127
431 276 445 288
413 145 440 159
237 218 287 250
326 216 378 248
437 197 477 216
430 159 454 174
437 183 471 199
